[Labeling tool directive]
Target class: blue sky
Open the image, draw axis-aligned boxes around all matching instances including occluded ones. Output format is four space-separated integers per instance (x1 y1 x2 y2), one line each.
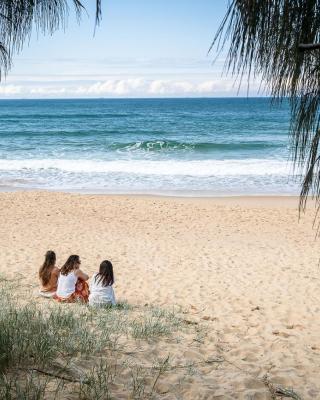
0 0 261 98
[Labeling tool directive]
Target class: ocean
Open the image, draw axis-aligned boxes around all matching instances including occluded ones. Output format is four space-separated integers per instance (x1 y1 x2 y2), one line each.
0 98 300 195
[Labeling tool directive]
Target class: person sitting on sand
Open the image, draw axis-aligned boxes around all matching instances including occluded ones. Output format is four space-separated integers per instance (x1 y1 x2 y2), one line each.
39 250 60 297
54 255 89 303
89 260 116 307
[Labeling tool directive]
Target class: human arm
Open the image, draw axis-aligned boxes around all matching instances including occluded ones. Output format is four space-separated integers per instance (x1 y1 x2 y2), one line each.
110 286 116 305
75 269 89 281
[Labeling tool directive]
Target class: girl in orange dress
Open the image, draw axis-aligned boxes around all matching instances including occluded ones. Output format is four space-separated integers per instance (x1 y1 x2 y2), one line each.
54 255 89 303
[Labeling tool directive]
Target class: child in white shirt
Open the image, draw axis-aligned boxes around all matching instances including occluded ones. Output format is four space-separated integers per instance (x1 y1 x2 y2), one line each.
89 260 116 307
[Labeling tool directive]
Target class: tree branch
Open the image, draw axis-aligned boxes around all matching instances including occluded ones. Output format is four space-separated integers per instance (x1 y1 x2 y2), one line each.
299 43 320 51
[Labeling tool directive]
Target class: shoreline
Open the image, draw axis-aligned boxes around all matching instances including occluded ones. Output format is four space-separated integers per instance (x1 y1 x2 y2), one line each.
0 188 308 209
0 186 301 197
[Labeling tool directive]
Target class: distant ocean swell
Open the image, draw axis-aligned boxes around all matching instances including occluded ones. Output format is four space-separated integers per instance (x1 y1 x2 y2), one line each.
0 98 301 195
110 140 283 152
3 139 282 151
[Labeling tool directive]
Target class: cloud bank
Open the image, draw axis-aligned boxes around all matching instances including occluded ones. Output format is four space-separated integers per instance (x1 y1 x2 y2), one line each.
0 77 260 98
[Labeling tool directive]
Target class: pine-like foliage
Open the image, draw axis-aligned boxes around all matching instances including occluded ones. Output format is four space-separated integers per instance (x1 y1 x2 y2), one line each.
0 0 101 78
212 0 320 211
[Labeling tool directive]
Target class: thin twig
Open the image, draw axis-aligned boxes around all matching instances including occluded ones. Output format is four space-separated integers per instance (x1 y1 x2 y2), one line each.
17 367 89 384
149 356 170 398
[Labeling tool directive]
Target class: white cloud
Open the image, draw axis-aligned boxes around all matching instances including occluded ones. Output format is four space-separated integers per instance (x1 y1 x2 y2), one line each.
0 84 24 95
148 80 195 94
76 78 147 95
0 77 262 98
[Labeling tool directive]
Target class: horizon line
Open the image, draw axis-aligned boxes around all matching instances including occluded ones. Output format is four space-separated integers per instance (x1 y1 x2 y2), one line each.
0 96 275 101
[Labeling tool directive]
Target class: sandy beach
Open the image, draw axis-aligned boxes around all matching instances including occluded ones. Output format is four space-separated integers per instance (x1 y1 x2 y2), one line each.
0 191 319 398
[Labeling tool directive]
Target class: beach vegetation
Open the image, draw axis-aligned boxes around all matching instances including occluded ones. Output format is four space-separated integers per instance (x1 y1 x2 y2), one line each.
0 1 101 78
0 279 187 399
213 1 320 215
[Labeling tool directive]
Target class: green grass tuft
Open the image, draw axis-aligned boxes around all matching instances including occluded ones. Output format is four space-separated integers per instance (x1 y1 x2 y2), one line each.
0 280 186 399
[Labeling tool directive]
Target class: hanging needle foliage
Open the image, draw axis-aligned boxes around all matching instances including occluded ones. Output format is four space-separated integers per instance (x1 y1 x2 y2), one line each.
211 0 320 212
0 0 101 79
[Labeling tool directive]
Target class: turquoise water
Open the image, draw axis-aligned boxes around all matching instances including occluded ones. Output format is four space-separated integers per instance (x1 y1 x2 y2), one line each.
0 98 299 195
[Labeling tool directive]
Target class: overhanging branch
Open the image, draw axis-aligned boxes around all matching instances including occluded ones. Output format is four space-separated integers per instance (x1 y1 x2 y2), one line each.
299 43 320 51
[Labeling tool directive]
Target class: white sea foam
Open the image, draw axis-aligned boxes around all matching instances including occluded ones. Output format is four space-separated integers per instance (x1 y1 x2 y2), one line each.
0 158 294 177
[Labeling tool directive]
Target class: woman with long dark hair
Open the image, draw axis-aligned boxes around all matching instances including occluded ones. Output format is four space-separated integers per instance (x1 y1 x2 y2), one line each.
89 260 116 306
39 250 60 297
54 255 89 303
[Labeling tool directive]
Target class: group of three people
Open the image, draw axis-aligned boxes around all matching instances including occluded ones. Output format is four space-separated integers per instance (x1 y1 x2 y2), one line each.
39 251 116 306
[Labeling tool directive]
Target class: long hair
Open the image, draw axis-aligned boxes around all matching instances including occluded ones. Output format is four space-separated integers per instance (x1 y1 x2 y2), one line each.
39 250 56 286
60 255 80 276
95 260 114 287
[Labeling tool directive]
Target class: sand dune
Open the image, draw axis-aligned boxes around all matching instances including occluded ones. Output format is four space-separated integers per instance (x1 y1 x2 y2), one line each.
0 191 319 398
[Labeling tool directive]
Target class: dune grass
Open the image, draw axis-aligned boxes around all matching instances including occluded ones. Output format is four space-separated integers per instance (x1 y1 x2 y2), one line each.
0 279 187 399
0 278 304 399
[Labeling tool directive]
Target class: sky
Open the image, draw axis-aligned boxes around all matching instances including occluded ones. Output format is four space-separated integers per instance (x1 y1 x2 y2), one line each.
0 0 261 99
